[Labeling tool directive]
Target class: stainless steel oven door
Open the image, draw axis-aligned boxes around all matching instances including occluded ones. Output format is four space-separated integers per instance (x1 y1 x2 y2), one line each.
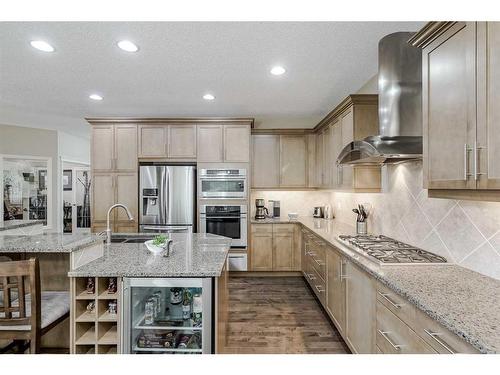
199 211 247 248
199 176 247 199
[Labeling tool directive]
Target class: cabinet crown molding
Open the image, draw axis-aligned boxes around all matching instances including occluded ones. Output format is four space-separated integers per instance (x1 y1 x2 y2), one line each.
409 21 458 48
313 94 378 133
86 117 254 127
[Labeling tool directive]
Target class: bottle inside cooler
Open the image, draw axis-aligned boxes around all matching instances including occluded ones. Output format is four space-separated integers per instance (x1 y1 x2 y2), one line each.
129 285 204 353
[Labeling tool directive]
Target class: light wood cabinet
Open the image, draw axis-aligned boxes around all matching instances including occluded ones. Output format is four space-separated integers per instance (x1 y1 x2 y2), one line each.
91 125 114 171
302 225 479 354
250 225 273 271
344 261 376 354
421 22 476 190
326 248 346 335
272 224 294 271
280 135 307 187
197 125 224 162
306 134 317 187
91 173 114 222
114 125 137 171
251 134 309 189
91 172 138 232
477 22 500 190
224 125 250 162
252 135 280 188
138 125 168 157
312 95 381 192
168 125 197 158
376 302 436 354
413 21 500 201
91 124 137 172
316 130 325 187
250 224 296 271
115 173 138 221
375 282 479 354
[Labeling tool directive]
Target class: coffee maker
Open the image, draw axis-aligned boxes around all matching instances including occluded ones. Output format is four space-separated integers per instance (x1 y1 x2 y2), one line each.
255 198 268 220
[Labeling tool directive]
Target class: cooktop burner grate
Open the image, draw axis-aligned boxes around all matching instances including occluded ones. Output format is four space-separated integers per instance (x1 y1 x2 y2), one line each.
338 235 447 264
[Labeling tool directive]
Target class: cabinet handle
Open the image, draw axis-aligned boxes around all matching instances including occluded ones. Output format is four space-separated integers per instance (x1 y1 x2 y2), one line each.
340 261 348 280
315 285 325 293
475 143 486 180
313 258 325 267
464 144 472 180
378 292 402 309
423 329 456 354
378 330 402 351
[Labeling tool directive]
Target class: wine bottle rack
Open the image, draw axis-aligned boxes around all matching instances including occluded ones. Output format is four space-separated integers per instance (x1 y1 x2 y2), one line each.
70 277 121 354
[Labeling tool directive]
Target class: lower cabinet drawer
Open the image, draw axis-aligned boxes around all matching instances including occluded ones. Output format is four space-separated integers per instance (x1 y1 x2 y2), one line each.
376 302 437 354
414 308 479 354
309 265 326 305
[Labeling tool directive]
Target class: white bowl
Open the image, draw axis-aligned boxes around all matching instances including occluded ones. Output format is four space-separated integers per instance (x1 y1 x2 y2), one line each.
144 240 167 255
288 213 298 221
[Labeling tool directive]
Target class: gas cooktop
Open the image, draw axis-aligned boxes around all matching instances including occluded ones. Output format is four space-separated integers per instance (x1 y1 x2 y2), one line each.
338 235 447 264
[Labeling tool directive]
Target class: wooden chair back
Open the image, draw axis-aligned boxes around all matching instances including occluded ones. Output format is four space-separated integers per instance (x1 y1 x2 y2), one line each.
0 258 41 332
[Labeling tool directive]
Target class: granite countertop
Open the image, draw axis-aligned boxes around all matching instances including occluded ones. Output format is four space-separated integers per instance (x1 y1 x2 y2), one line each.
0 232 103 253
68 233 231 278
296 217 500 354
251 217 303 224
0 220 44 232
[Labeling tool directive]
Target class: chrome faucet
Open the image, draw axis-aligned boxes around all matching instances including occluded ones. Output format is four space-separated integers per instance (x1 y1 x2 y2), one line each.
105 203 134 244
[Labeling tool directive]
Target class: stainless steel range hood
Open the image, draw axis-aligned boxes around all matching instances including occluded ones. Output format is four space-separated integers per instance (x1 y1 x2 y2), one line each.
337 32 423 165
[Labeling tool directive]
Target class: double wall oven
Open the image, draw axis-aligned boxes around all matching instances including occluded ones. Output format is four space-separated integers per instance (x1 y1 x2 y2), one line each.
198 168 248 270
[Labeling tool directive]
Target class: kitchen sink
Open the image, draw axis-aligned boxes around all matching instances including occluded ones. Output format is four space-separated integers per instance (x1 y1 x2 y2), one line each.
110 236 154 244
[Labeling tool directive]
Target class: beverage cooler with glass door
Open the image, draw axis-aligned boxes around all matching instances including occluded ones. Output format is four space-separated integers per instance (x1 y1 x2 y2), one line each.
122 278 212 354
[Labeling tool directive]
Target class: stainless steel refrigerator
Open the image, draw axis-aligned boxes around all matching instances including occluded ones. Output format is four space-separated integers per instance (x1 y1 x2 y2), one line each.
139 164 196 233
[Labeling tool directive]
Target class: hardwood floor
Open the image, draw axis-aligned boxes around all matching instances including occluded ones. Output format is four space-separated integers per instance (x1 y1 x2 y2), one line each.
222 276 350 354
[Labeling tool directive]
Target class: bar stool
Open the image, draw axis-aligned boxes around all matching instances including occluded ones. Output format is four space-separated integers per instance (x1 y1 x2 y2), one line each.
0 258 70 353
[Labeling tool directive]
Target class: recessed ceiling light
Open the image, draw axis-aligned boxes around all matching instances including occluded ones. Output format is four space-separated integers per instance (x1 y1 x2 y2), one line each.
203 94 215 101
30 40 55 52
117 40 139 52
89 94 103 101
270 66 286 76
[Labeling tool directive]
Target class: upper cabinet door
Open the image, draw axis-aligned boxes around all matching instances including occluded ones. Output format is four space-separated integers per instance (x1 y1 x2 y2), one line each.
168 125 197 158
331 120 343 188
423 22 477 189
316 131 324 187
280 135 307 187
197 125 223 162
322 125 333 188
339 110 354 189
478 22 500 189
138 125 168 158
340 108 354 146
252 135 280 188
91 125 114 171
224 125 250 162
115 173 138 221
114 125 138 171
306 134 317 188
92 173 114 221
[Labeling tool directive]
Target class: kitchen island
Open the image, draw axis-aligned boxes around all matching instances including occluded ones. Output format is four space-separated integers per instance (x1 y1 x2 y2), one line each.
0 232 104 350
67 233 230 354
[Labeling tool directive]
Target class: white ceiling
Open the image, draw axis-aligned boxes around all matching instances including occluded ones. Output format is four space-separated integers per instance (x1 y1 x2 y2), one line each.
0 22 424 138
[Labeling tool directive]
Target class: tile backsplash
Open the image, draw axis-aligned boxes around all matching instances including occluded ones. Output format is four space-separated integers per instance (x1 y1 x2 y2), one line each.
330 161 500 280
